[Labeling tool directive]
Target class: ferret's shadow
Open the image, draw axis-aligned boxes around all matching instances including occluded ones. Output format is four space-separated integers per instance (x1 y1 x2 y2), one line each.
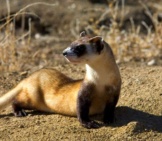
92 106 162 133
99 106 162 133
0 106 162 132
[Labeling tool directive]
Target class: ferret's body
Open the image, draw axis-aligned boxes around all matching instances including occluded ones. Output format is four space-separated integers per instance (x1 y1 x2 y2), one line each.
12 68 82 116
0 32 121 128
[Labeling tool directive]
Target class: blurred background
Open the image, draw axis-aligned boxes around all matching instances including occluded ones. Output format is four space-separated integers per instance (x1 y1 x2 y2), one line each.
0 0 162 73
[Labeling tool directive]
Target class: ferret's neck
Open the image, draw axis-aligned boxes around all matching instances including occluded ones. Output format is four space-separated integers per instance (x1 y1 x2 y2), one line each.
85 58 120 86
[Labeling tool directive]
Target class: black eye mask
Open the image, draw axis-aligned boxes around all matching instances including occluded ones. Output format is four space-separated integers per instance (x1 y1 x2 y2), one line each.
73 45 86 57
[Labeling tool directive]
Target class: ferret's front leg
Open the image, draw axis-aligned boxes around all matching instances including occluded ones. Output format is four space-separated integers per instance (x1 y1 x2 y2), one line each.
77 83 100 129
103 94 119 124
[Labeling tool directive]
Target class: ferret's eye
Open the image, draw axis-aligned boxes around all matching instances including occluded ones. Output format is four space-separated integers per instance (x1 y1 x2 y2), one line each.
77 45 85 51
73 45 86 57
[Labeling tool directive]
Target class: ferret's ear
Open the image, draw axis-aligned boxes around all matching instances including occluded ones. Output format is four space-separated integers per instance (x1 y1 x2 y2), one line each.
80 31 87 37
89 36 104 54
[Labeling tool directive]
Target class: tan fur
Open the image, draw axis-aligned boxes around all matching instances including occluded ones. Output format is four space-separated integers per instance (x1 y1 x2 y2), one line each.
0 35 121 118
2 68 82 116
0 84 22 110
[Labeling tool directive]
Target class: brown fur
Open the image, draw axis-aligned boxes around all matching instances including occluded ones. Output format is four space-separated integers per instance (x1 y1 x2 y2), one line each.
13 68 83 116
0 34 121 128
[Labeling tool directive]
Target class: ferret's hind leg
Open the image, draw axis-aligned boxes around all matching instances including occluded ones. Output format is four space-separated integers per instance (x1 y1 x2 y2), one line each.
12 101 27 117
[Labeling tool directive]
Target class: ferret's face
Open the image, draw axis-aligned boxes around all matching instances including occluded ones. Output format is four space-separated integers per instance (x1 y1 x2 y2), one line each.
63 36 105 64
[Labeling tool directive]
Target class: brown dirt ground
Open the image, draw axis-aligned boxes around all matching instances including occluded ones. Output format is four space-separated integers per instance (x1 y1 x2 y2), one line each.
0 0 162 141
0 65 162 141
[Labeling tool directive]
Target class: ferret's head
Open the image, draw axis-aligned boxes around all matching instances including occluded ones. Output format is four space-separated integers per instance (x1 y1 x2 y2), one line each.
63 32 110 64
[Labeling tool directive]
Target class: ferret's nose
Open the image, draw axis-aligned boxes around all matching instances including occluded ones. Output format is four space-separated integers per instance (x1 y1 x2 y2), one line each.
63 51 67 56
63 50 67 56
63 47 71 56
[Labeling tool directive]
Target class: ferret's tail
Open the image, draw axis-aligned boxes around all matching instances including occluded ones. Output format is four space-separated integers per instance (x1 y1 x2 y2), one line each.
0 84 22 111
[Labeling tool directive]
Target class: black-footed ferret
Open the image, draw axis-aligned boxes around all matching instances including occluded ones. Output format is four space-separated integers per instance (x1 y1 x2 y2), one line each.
0 32 121 128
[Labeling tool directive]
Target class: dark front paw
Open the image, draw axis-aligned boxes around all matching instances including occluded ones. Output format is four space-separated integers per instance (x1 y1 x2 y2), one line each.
81 120 100 129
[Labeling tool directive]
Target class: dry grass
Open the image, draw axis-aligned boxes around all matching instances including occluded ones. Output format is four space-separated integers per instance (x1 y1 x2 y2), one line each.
0 0 162 73
97 1 162 63
104 22 162 63
0 1 58 73
0 0 32 73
